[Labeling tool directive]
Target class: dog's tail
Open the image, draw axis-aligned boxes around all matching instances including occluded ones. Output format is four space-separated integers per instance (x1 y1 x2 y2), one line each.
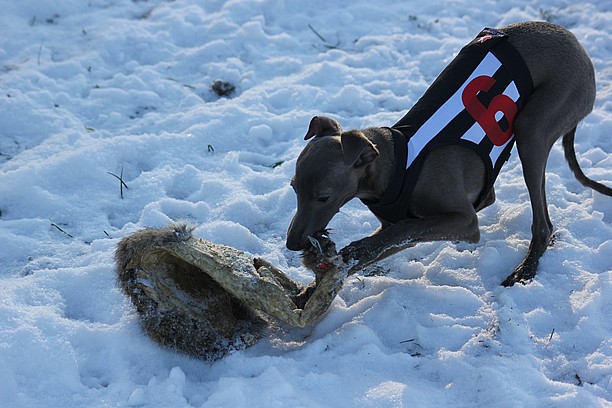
563 128 612 196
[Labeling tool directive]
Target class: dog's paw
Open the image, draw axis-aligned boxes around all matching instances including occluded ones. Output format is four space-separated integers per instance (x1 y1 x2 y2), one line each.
338 237 369 266
501 261 537 287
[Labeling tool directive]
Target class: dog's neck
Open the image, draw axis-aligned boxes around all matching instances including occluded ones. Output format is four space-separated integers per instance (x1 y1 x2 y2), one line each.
356 127 396 201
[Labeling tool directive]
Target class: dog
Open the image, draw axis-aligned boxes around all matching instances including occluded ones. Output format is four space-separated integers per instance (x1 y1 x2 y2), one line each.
286 21 611 286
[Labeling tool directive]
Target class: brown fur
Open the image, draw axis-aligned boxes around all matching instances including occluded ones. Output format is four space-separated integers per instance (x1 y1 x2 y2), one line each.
115 224 265 360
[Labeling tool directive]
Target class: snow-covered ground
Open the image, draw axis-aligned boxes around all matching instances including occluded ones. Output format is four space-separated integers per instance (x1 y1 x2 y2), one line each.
1 0 611 407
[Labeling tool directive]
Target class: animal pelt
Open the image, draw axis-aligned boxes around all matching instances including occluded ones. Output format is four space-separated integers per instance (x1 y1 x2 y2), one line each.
115 223 266 361
115 223 343 360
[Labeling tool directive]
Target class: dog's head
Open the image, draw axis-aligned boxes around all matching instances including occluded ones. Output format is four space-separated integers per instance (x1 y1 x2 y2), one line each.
286 116 379 250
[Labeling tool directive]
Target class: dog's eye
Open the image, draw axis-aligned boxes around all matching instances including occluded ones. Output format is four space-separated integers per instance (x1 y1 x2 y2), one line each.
317 196 330 203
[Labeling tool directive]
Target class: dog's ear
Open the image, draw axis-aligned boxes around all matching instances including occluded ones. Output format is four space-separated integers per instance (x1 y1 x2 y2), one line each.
341 130 379 167
304 116 343 140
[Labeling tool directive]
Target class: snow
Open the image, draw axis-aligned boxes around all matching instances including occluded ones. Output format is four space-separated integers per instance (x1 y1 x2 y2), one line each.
0 0 610 407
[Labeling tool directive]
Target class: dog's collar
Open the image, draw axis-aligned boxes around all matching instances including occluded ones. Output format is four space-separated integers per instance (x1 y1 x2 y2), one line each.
361 127 409 208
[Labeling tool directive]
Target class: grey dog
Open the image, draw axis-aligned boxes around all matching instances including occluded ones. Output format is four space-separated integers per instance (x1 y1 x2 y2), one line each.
286 21 611 286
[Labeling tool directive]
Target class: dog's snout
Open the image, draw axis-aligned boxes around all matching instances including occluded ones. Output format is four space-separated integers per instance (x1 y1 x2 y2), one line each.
286 238 305 251
286 219 308 251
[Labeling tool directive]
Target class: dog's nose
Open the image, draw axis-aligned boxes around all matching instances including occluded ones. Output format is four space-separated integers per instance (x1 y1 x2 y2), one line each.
286 239 305 251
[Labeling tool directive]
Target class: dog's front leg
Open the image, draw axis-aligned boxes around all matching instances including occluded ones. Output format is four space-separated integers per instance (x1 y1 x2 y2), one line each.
340 212 479 276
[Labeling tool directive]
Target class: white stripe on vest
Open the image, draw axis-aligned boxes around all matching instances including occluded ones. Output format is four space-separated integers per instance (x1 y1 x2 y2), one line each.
405 51 519 170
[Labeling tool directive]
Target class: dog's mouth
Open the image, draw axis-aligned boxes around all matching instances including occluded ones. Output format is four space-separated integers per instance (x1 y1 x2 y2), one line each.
305 230 332 253
286 229 332 251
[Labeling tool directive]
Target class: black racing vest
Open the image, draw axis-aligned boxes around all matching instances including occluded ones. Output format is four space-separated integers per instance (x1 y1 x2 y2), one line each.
363 28 534 224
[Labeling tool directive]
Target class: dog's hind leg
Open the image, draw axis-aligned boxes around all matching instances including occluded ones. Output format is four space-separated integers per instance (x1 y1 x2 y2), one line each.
501 147 553 286
502 92 572 286
501 22 597 286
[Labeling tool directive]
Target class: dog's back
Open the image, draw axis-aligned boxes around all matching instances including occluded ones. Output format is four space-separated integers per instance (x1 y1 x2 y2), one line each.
504 22 596 138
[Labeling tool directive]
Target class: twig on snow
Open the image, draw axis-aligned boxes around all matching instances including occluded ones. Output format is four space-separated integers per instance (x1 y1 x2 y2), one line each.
108 166 129 199
308 24 340 50
51 223 74 238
